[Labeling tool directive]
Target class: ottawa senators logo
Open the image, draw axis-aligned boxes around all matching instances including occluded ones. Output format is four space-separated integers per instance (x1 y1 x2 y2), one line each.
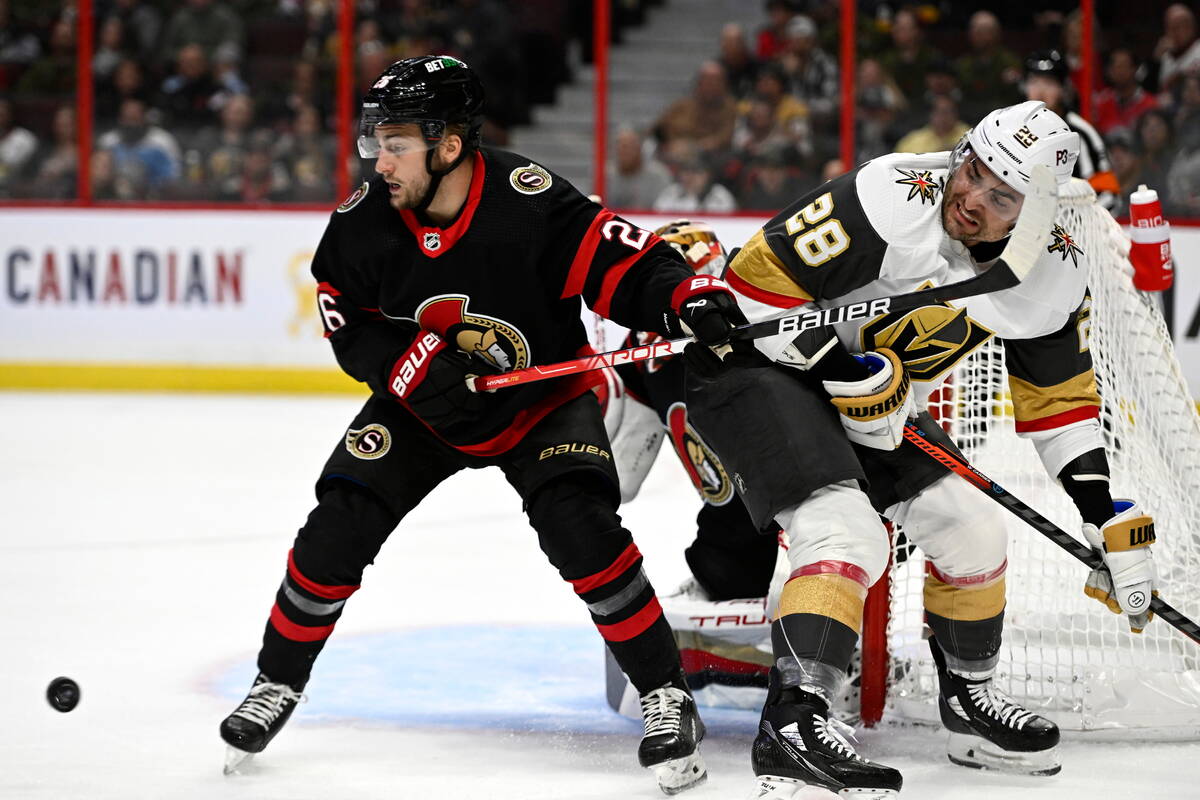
509 163 552 195
666 402 733 505
336 181 369 213
414 294 530 371
893 168 942 205
1046 223 1084 268
859 301 993 382
345 423 391 460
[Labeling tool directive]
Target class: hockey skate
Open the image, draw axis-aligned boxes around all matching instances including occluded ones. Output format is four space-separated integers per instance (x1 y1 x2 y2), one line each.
219 672 305 774
638 679 708 795
930 638 1061 776
748 670 901 799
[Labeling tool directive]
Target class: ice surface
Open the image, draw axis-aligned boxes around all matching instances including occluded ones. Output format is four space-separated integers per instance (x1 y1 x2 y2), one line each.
3 392 1196 799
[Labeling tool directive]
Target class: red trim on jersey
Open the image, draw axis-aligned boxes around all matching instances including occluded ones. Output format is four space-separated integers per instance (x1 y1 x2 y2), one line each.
1014 404 1100 433
570 542 642 595
591 245 658 318
927 559 1008 587
561 209 616 299
269 604 336 642
316 281 341 297
789 560 871 588
287 549 360 600
680 649 770 677
595 597 663 642
726 268 810 309
398 151 486 258
387 331 449 400
666 404 707 494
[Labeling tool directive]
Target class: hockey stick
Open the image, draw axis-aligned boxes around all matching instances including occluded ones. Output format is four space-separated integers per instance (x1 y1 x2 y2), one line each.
471 164 1059 394
901 418 1200 646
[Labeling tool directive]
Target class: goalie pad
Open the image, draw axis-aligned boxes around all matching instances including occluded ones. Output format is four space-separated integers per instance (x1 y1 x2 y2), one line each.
822 348 914 451
608 393 664 504
1081 499 1157 632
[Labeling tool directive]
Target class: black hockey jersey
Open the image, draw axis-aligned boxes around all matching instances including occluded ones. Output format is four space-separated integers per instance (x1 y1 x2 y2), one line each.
311 147 694 455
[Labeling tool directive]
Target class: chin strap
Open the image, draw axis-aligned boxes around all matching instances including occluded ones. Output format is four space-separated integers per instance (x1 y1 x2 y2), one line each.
415 145 474 213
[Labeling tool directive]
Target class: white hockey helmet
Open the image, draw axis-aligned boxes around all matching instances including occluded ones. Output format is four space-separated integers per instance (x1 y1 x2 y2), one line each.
952 100 1079 194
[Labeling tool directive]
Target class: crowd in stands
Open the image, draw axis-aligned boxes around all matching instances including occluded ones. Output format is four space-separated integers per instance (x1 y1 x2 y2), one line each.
621 0 1200 216
0 0 639 202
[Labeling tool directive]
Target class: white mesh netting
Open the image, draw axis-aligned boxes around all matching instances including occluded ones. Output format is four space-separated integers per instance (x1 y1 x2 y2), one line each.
882 179 1200 739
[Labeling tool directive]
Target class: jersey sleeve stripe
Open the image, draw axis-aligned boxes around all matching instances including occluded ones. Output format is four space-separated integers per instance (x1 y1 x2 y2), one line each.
561 208 615 299
590 243 659 318
727 268 811 309
727 230 814 308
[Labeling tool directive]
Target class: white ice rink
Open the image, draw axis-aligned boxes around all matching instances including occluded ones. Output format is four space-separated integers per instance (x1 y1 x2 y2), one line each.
3 391 1197 799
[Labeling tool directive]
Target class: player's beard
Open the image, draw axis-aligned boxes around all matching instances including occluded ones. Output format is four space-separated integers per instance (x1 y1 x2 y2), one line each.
387 170 432 211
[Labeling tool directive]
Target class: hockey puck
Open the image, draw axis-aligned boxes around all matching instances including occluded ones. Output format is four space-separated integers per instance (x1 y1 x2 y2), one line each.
46 677 80 712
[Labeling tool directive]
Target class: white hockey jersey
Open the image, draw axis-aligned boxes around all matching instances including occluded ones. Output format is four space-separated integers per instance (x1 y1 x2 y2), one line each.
725 151 1101 478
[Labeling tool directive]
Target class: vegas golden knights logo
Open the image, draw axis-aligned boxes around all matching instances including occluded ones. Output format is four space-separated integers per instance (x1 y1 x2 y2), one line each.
667 402 733 505
414 294 530 372
859 301 993 382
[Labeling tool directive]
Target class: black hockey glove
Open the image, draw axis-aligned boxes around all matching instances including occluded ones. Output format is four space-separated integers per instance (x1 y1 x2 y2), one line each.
386 330 496 433
667 275 751 378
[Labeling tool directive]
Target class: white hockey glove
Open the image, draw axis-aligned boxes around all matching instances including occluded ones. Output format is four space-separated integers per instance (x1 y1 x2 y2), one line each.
1081 500 1157 633
821 348 914 451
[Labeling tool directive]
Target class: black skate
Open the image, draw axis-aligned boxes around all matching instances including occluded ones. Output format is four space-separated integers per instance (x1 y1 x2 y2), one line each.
637 678 707 795
931 638 1061 776
749 670 901 799
219 672 305 774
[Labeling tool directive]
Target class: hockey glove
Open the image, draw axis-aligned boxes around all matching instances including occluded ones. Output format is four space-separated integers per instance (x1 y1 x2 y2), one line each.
667 275 750 378
387 330 495 433
1081 500 1158 632
821 348 914 451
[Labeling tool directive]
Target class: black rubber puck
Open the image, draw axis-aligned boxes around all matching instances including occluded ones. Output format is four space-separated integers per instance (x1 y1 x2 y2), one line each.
47 676 80 712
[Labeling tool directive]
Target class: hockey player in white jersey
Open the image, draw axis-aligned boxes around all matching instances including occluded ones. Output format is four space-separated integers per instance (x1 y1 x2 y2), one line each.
683 101 1160 798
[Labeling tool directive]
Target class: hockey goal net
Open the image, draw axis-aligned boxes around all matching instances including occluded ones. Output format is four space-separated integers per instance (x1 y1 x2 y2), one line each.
858 178 1200 739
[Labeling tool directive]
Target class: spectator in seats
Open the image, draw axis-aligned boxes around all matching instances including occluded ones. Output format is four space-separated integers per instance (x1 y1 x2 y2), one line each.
0 97 36 195
288 151 333 203
1131 109 1178 209
856 58 905 160
208 43 250 113
29 104 76 199
97 98 181 199
95 58 152 129
954 10 1022 122
654 150 737 214
275 103 332 181
15 17 75 96
265 61 327 125
0 0 42 68
923 57 963 112
778 14 838 131
1167 101 1200 216
1106 131 1138 215
1174 73 1200 147
90 148 119 201
93 17 127 83
161 0 245 64
218 129 290 203
740 64 810 156
356 44 394 99
193 92 255 186
1094 48 1158 137
878 8 938 116
160 43 220 132
1060 8 1106 103
1155 4 1200 102
718 23 759 99
653 60 739 156
110 0 163 61
606 126 671 210
739 146 807 212
894 95 969 155
757 0 798 62
820 157 845 182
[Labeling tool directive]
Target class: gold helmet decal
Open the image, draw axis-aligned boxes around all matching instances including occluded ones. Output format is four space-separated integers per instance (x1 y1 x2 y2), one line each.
860 300 993 382
653 219 726 276
415 294 530 371
666 402 733 505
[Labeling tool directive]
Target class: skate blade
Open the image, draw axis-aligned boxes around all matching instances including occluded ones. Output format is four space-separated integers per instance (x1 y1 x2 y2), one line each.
947 731 1061 776
747 775 897 799
650 751 708 795
223 746 254 776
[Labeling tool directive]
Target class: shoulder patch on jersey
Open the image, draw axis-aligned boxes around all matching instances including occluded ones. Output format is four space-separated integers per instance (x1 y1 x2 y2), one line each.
1046 223 1084 267
509 163 552 195
345 423 391 459
893 168 942 205
336 181 370 213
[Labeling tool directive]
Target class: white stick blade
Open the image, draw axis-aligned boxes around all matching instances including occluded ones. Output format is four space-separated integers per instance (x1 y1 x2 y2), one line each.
999 163 1059 281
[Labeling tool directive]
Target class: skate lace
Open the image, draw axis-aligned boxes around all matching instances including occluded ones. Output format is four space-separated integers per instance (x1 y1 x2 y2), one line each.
233 681 305 729
811 714 861 760
640 687 686 736
966 682 1036 730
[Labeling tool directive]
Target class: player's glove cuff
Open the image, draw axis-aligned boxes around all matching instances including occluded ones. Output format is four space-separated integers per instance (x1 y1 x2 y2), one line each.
1081 500 1157 631
821 348 914 450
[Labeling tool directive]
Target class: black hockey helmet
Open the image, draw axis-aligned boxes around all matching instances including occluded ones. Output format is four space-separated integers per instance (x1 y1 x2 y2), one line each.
1024 49 1068 84
357 55 485 158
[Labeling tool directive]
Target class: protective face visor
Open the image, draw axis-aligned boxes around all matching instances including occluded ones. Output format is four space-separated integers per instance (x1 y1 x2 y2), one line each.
356 108 445 158
947 145 1025 225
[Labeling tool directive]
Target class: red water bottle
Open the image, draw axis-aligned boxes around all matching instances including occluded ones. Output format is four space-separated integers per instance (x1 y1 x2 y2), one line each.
1128 185 1173 291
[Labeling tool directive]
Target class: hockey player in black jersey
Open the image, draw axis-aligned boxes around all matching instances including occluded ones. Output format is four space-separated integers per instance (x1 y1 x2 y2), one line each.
218 56 747 795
